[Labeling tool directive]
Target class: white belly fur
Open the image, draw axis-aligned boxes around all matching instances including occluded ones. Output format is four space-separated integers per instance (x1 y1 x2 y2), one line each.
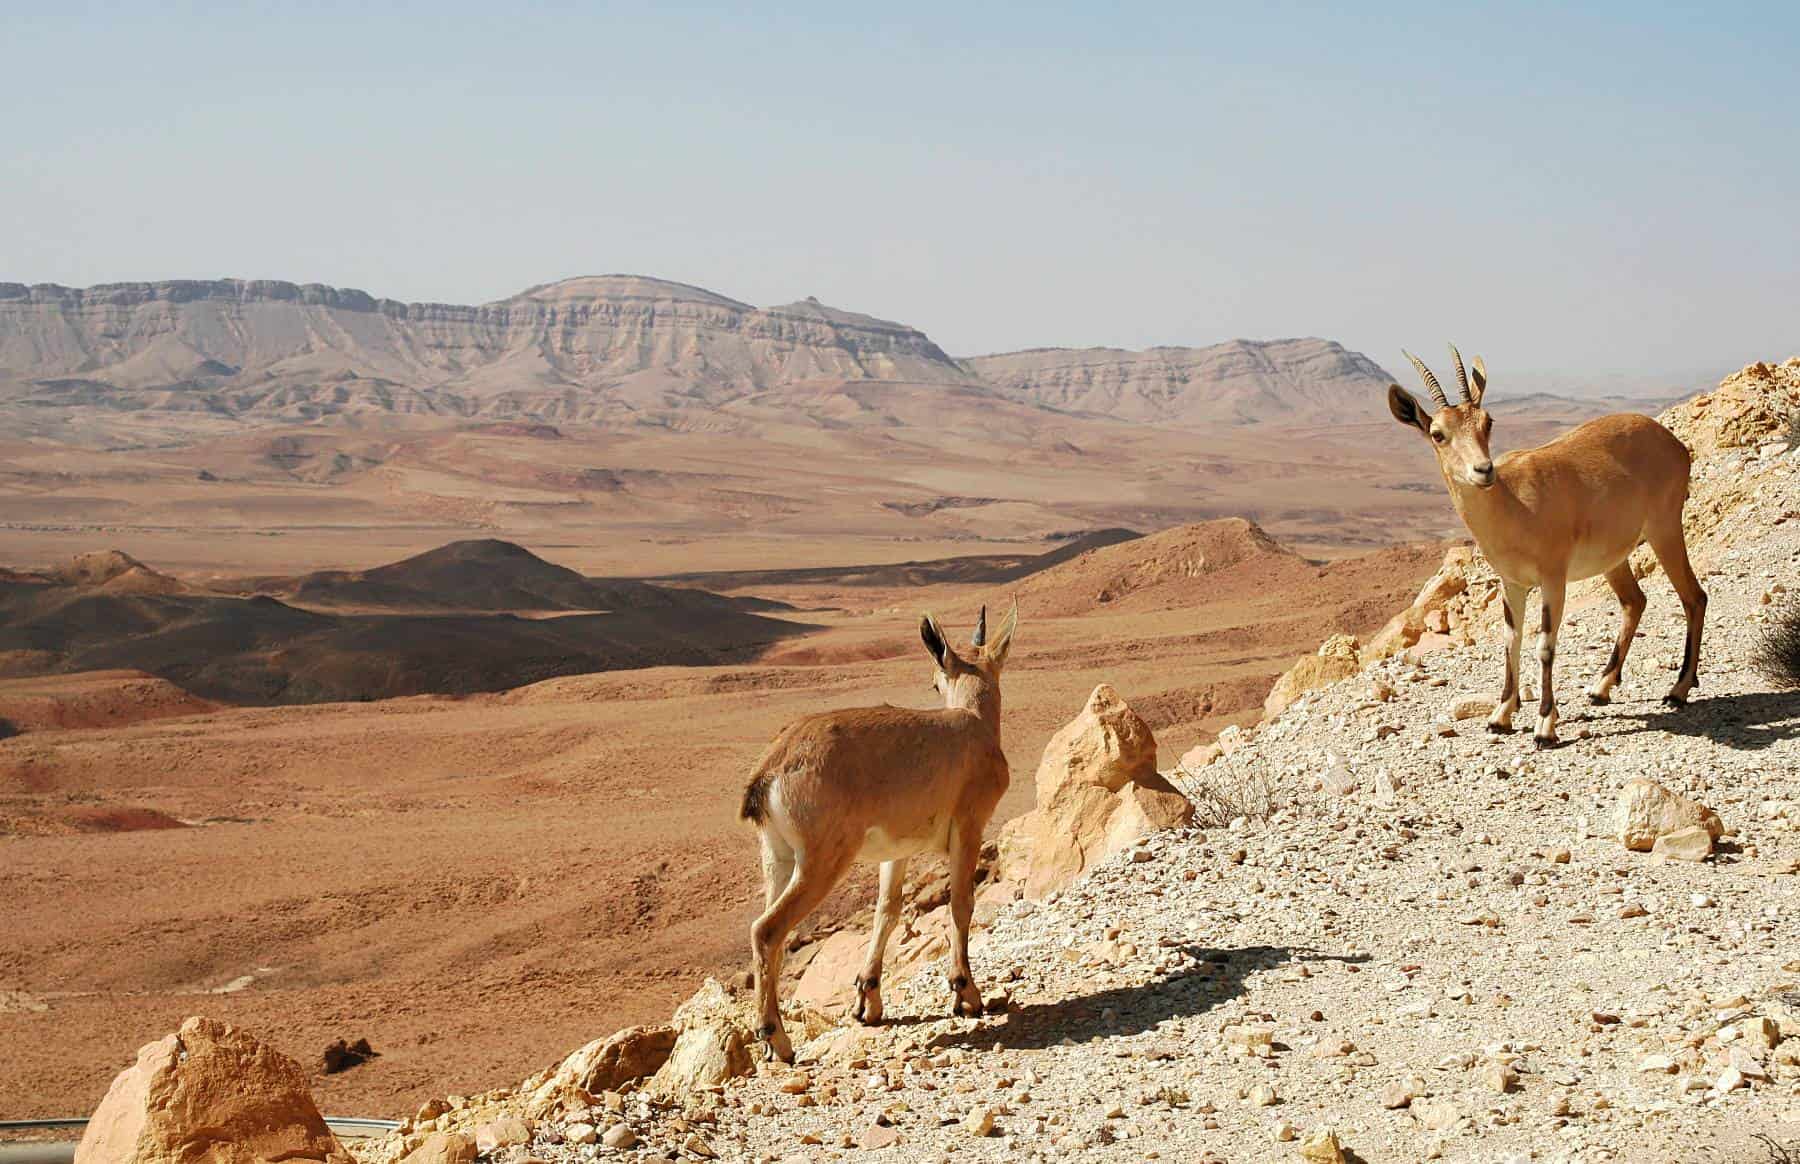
1567 537 1639 584
859 817 951 863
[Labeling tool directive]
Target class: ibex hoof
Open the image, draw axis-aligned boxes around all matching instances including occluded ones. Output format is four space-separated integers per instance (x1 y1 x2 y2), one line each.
949 975 982 1018
1532 733 1560 750
1485 721 1511 735
757 1024 794 1064
1661 693 1687 708
852 976 883 1026
1586 691 1611 706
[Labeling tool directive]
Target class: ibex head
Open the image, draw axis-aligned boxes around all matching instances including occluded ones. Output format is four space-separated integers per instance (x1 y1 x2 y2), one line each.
1388 344 1495 490
920 602 1017 712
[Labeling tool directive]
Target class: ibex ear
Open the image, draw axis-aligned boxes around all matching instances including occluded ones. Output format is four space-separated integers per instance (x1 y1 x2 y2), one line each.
1387 384 1430 435
986 602 1018 668
920 614 951 668
1468 357 1487 406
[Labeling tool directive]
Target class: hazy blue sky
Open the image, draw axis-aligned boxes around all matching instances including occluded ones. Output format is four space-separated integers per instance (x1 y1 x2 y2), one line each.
4 2 1795 388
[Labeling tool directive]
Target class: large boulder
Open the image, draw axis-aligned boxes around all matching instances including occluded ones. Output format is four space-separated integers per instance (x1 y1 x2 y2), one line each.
1264 634 1361 718
399 1132 477 1164
794 913 953 1012
648 979 755 1096
522 1024 677 1116
1366 605 1426 661
793 931 869 1010
1031 682 1159 803
75 1016 352 1164
998 685 1192 898
1617 778 1725 852
1366 545 1501 660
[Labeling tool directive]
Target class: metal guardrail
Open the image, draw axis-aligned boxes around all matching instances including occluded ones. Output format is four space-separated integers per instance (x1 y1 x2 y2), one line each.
0 1116 400 1163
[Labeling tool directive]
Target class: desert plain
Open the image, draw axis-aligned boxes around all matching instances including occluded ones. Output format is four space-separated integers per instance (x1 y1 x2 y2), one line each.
0 275 1673 1123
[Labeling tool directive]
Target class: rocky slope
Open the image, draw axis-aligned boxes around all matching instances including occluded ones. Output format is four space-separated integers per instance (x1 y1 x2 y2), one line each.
336 360 1799 1164
0 277 969 424
963 338 1396 426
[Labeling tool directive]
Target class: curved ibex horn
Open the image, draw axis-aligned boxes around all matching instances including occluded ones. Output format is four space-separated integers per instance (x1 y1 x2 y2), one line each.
1447 343 1470 403
1403 349 1450 409
971 604 988 647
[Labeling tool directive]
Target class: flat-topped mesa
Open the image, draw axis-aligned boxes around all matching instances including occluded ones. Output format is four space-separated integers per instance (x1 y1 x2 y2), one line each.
963 337 1394 425
0 275 971 407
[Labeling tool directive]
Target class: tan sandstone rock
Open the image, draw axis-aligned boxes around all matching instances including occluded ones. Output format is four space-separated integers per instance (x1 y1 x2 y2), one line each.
1030 682 1159 802
1178 741 1221 770
1414 550 1472 610
1367 605 1426 661
1651 824 1715 862
522 1024 676 1116
1617 778 1724 852
1296 1129 1348 1163
648 978 755 1096
998 685 1192 898
474 1117 532 1153
75 1016 352 1164
401 1132 478 1164
1264 634 1361 718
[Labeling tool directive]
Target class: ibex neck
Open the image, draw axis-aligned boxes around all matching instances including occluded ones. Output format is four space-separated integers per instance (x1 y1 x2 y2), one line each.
948 684 1002 737
1445 469 1522 531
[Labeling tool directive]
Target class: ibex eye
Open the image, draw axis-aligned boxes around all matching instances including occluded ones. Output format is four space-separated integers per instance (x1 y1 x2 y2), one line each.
1431 431 1446 443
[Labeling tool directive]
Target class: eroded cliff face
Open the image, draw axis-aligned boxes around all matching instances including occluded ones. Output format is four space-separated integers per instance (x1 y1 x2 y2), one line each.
962 337 1394 426
0 276 969 423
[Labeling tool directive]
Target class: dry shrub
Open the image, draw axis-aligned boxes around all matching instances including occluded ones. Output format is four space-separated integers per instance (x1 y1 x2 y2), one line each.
1754 1133 1800 1164
1172 760 1297 828
1753 598 1800 690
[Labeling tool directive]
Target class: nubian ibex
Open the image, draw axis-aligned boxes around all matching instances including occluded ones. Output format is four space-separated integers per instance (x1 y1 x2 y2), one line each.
1389 347 1705 746
740 604 1015 1061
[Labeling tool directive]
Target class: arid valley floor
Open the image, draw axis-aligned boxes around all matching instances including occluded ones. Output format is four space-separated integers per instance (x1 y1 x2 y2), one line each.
5 278 1776 1163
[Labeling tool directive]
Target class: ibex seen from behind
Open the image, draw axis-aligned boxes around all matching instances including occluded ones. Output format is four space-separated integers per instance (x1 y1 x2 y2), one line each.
740 604 1015 1061
1389 347 1705 746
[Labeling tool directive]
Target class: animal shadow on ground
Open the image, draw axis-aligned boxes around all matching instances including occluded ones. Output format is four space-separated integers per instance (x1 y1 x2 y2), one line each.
915 945 1368 1053
1586 689 1800 751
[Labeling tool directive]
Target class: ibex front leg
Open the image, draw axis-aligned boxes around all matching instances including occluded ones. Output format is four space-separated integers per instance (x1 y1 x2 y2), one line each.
1488 580 1528 733
853 858 907 1025
945 823 984 1018
1534 575 1567 747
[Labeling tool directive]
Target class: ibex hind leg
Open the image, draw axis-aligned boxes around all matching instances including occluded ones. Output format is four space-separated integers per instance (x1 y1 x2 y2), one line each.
1587 563 1646 704
853 858 908 1025
1647 517 1706 705
945 822 985 1019
749 847 852 1064
759 830 796 910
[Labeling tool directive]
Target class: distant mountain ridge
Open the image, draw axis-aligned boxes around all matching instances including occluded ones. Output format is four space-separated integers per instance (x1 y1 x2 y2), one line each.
963 338 1395 425
0 275 969 425
0 274 1398 430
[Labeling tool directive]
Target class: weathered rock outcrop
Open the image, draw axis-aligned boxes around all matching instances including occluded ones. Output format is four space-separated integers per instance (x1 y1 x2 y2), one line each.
998 684 1192 897
521 1024 677 1117
647 979 758 1097
1365 545 1500 660
74 1016 352 1164
1264 633 1362 718
1616 778 1725 853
